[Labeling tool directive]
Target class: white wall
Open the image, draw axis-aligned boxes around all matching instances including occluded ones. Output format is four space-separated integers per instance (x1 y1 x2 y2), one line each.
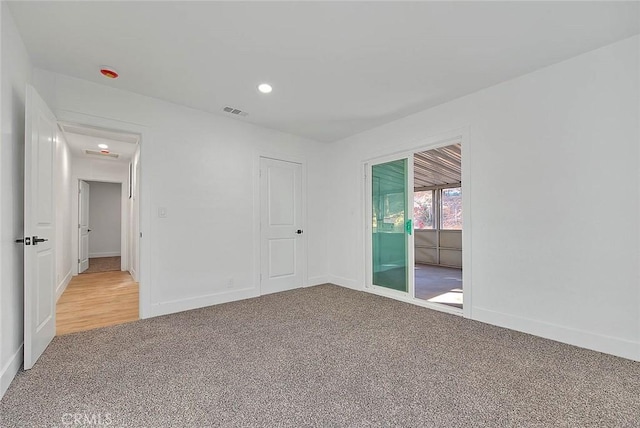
54 130 73 299
34 69 330 318
71 157 129 275
86 181 122 258
327 36 640 361
0 3 32 397
129 146 140 281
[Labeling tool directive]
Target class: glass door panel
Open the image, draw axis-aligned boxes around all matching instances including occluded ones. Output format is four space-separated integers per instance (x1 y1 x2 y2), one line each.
372 159 408 292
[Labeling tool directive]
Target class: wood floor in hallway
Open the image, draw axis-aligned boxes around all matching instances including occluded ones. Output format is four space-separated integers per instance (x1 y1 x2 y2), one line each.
56 271 139 336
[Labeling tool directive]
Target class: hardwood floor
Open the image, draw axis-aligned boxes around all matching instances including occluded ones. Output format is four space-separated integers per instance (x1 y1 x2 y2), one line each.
56 271 139 336
83 256 121 274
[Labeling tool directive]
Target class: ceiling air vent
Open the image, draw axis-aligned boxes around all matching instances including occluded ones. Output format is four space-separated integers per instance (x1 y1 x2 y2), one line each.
85 150 119 159
222 106 248 117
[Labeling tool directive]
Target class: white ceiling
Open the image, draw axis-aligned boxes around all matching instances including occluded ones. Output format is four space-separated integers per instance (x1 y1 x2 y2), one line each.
9 1 640 143
60 123 139 163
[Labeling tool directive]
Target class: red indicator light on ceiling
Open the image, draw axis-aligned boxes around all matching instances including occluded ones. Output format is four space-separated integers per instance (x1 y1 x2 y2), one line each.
100 150 110 154
100 68 119 79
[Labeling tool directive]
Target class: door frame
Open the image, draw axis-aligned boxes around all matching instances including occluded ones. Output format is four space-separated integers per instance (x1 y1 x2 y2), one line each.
253 151 308 295
74 178 128 275
55 110 150 319
362 128 472 318
364 152 416 300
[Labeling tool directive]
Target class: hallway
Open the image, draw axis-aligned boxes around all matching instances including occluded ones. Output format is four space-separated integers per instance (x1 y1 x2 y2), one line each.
56 271 139 335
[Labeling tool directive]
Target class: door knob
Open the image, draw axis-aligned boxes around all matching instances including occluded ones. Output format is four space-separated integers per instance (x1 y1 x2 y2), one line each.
296 230 303 234
32 236 48 245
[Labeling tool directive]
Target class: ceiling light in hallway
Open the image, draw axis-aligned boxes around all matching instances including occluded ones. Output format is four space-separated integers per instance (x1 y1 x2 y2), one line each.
258 83 272 94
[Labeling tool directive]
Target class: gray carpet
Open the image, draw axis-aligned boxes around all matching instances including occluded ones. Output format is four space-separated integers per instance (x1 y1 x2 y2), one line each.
1 285 638 427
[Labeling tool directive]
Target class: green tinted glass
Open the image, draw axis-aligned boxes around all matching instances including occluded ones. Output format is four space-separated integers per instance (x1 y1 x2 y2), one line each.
372 159 408 292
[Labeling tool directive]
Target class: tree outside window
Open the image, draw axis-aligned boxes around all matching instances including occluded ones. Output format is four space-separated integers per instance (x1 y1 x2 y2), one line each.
441 187 462 230
413 190 434 229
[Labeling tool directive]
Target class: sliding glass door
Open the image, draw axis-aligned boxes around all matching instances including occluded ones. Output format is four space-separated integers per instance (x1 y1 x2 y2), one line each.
366 138 466 315
371 158 410 292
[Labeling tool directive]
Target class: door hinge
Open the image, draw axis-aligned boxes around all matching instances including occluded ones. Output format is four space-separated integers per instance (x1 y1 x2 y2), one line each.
78 224 81 229
78 259 80 263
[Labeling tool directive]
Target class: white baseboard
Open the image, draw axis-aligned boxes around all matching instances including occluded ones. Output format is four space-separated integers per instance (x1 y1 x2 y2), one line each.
473 307 640 362
56 269 73 301
88 251 121 258
363 285 463 317
149 287 260 318
328 275 363 291
0 343 23 400
307 275 329 287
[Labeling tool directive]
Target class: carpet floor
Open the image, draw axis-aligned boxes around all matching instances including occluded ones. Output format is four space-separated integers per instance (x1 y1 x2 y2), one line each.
1 284 638 427
83 257 121 274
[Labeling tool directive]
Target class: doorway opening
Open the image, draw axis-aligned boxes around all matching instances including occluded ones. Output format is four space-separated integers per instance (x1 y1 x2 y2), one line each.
23 86 146 368
412 144 463 309
56 124 141 336
79 180 122 274
366 134 466 316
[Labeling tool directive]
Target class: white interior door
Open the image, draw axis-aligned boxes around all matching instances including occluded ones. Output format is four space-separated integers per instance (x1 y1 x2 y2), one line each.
24 85 57 369
78 180 90 273
260 157 304 295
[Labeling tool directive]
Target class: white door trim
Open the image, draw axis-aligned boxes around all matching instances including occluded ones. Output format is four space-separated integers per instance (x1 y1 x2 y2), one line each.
55 110 151 319
74 178 128 274
254 151 308 295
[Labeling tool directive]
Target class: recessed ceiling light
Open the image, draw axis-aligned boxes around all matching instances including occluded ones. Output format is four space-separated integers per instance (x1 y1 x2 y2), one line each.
98 143 109 149
100 67 119 79
258 83 273 94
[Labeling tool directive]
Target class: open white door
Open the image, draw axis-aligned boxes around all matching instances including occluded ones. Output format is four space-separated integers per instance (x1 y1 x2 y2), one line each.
260 157 304 295
24 85 57 369
78 180 90 273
